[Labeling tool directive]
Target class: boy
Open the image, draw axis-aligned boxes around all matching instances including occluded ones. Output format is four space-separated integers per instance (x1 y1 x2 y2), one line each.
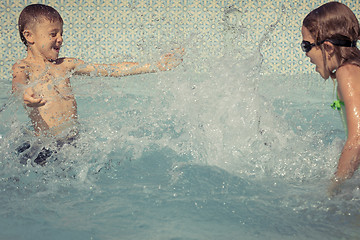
12 4 183 165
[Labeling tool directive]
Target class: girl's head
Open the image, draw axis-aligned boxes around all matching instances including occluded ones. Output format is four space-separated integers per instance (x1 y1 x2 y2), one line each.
18 4 63 47
302 1 360 79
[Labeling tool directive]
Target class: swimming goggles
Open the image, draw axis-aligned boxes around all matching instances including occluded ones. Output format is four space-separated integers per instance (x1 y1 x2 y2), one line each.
301 39 357 53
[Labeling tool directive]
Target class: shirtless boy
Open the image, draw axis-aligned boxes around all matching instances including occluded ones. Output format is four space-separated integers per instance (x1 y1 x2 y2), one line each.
12 4 183 165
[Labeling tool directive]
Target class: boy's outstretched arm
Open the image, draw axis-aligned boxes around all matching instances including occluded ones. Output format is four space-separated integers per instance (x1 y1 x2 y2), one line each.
12 63 46 107
72 48 184 77
156 48 184 71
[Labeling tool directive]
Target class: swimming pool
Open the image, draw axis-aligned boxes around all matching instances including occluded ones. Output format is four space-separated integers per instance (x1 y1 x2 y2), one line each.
1 48 360 239
1 1 360 240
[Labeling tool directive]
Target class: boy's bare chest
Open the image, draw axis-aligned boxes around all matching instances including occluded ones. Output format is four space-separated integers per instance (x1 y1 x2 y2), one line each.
28 65 70 88
27 64 73 99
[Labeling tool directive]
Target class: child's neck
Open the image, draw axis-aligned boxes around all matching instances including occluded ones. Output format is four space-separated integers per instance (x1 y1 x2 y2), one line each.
25 47 57 64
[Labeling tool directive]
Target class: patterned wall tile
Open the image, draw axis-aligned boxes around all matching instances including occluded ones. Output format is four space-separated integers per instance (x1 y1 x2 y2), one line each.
1 0 360 81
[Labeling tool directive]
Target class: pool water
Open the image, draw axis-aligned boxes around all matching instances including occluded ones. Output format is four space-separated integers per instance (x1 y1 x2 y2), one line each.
1 50 360 240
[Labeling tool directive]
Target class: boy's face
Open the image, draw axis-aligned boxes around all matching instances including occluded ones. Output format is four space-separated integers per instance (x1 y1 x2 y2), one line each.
26 18 63 61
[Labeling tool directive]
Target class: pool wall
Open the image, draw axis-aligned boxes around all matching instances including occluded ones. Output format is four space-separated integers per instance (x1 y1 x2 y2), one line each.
0 0 359 80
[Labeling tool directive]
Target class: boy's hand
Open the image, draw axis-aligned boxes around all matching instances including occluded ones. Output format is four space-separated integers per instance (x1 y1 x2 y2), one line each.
23 88 46 107
157 48 184 71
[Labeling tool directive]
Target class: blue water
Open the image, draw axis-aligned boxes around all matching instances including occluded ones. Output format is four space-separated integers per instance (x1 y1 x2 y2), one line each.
1 51 360 240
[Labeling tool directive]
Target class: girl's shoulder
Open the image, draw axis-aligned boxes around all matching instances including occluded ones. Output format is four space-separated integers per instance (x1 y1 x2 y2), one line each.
336 63 360 81
336 64 360 98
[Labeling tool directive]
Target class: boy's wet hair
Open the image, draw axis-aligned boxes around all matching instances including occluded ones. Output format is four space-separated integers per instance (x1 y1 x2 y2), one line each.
303 2 360 73
18 4 63 46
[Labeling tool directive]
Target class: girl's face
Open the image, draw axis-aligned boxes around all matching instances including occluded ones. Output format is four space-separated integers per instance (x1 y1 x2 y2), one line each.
301 26 331 79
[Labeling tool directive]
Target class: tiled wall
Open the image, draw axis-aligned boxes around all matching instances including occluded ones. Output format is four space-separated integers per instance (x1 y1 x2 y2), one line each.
1 0 359 80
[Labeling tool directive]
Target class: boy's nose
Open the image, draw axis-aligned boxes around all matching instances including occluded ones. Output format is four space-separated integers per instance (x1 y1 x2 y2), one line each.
57 35 63 44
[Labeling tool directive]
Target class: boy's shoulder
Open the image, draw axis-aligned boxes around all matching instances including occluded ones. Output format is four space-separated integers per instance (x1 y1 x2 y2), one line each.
54 57 85 69
12 59 30 75
11 57 82 75
12 59 28 68
12 59 30 85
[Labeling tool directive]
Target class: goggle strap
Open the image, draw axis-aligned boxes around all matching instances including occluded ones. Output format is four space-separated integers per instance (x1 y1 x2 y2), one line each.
321 39 357 48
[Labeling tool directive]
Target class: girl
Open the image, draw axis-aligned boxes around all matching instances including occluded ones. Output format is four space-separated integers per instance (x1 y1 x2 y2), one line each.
301 1 360 196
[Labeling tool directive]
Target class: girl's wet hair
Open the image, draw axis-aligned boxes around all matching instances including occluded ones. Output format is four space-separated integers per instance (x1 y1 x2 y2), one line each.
18 4 63 46
303 1 360 74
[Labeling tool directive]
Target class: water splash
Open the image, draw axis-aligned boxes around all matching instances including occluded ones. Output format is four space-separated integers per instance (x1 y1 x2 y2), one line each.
0 3 329 188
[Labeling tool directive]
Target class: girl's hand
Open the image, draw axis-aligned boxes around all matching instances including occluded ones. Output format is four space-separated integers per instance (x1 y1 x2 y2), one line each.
327 177 344 198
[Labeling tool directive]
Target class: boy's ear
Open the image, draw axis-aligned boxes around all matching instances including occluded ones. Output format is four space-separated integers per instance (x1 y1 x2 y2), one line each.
23 30 34 45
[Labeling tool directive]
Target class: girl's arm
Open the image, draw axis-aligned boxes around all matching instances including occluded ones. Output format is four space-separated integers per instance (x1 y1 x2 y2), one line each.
329 65 360 195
